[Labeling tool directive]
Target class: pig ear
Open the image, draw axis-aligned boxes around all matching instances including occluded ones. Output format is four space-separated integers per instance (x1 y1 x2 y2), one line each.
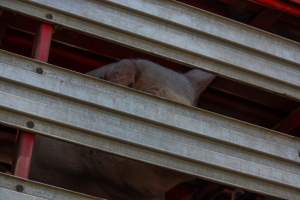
184 69 215 95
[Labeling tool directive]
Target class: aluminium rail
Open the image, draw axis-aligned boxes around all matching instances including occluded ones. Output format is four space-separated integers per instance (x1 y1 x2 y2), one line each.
0 172 102 200
0 0 299 100
0 50 300 199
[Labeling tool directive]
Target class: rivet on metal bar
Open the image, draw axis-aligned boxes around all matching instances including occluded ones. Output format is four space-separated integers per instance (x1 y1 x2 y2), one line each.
15 184 24 192
26 121 34 129
45 13 53 20
36 67 43 74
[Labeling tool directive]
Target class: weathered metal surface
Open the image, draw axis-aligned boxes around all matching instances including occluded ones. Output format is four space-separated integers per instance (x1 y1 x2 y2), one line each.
0 50 299 199
0 188 46 200
0 0 299 100
0 173 102 200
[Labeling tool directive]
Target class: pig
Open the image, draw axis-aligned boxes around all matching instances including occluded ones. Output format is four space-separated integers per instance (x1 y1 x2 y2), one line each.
87 59 215 106
30 59 215 200
31 137 195 200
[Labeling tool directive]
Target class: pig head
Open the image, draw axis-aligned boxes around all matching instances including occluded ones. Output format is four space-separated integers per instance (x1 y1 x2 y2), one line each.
87 59 215 106
30 59 215 200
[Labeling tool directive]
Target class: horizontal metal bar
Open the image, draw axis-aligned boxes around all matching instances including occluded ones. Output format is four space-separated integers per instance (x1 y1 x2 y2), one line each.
0 50 300 199
110 0 300 64
0 173 102 200
0 188 46 200
0 0 299 100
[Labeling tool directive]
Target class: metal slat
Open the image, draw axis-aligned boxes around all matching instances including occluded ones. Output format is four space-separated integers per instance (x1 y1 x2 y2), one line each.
0 188 46 200
109 0 300 64
0 0 299 100
0 50 300 199
0 173 102 200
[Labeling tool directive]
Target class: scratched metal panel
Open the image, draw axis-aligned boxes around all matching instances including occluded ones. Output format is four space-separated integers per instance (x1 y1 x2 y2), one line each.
0 0 299 100
0 188 47 200
0 50 299 199
0 173 102 200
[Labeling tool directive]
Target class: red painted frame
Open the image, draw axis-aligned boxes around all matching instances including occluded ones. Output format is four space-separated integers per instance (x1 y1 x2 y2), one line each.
14 23 54 178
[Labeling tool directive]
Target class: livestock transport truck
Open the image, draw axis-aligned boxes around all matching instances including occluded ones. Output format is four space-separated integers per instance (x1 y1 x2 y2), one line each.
0 1 299 200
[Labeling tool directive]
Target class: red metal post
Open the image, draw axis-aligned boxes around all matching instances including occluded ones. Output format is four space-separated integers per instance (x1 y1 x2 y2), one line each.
14 23 54 178
14 133 35 177
32 23 54 61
